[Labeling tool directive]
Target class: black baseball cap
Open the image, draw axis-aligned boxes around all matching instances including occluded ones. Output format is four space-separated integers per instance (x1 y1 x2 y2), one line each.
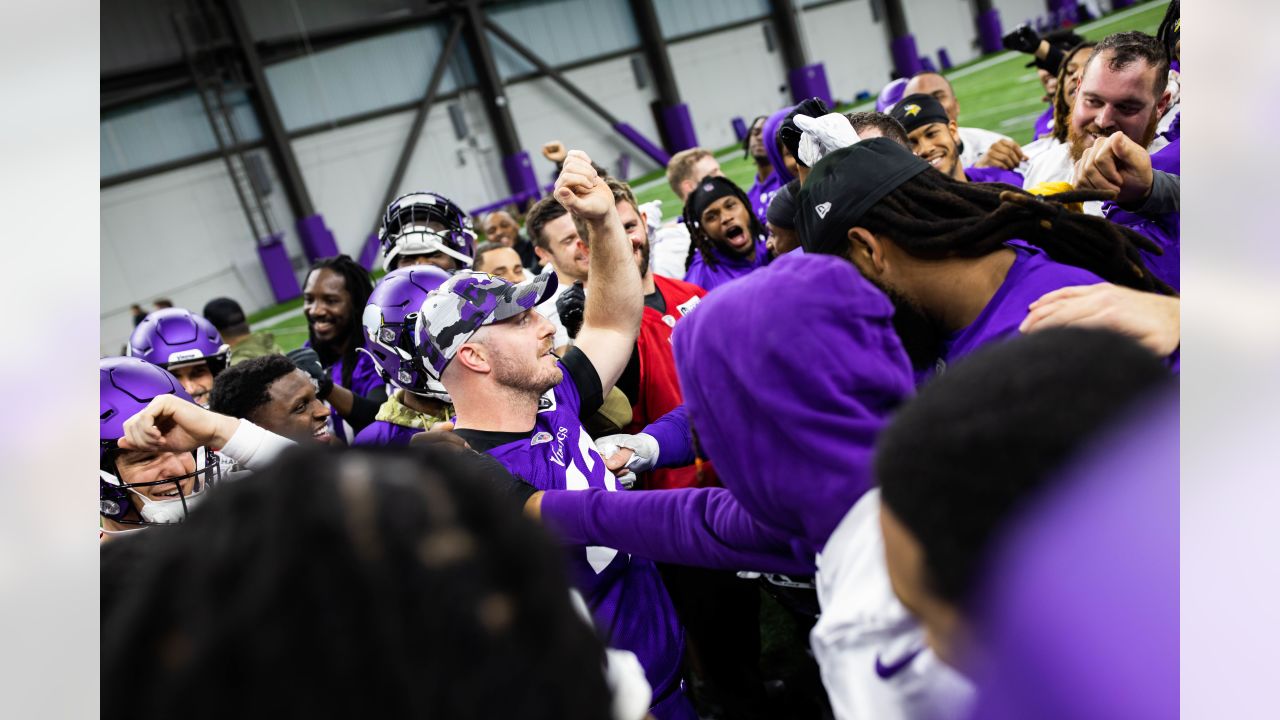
795 138 929 256
202 297 247 332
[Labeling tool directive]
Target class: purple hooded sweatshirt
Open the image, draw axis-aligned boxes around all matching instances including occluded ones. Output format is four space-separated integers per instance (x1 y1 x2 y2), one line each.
1103 138 1180 291
940 245 1105 370
971 392 1178 719
762 105 796 186
683 234 771 293
540 252 915 573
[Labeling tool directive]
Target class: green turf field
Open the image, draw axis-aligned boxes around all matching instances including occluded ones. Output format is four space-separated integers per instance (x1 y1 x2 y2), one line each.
257 0 1169 350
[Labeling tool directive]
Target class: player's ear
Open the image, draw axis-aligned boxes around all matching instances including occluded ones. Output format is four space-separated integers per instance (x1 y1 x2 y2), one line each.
455 341 490 374
846 227 886 276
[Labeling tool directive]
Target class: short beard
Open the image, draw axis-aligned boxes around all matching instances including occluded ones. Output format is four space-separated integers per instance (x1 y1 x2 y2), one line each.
637 240 650 278
1068 111 1160 162
489 345 562 397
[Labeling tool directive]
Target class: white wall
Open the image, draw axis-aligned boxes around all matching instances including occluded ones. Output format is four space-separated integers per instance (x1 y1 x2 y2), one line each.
904 0 983 68
799 0 895 102
994 0 1053 29
291 89 508 261
668 20 790 151
503 54 663 181
100 157 301 356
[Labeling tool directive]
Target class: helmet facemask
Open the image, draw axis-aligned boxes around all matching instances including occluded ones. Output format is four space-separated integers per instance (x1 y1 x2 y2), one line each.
99 447 222 527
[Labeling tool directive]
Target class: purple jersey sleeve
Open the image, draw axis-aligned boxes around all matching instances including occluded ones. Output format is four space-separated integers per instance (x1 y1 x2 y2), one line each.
644 405 696 468
352 420 420 447
540 486 816 575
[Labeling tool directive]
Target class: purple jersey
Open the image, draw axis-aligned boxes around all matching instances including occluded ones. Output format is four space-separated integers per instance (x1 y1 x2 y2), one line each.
308 344 387 443
940 245 1105 370
746 170 784 228
966 166 1024 186
352 420 419 447
456 349 691 719
683 235 770 293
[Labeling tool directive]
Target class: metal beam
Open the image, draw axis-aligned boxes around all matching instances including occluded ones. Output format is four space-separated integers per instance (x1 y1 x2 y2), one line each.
627 0 680 106
768 0 808 72
482 17 671 165
220 0 314 220
370 17 465 237
459 0 522 159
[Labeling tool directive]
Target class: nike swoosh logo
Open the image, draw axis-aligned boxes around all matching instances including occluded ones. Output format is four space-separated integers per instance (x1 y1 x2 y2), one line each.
874 647 923 679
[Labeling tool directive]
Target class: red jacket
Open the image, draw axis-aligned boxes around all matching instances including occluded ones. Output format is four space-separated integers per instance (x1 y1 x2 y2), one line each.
628 275 717 490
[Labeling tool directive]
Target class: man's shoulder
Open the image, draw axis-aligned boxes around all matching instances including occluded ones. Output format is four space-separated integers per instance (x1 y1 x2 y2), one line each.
960 125 1011 144
653 274 707 299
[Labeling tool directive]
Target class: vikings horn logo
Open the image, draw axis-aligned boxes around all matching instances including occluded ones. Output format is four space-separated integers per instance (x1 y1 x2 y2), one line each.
903 104 921 117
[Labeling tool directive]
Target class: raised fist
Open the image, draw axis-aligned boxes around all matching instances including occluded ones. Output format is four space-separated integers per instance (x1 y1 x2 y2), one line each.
553 150 613 221
541 140 568 164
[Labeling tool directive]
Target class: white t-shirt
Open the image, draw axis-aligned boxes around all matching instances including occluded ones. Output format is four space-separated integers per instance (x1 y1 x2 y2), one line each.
958 126 1013 168
811 489 976 720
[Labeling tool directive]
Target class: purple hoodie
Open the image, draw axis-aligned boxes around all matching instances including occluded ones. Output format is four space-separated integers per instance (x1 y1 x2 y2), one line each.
683 234 771 293
540 252 914 571
762 105 796 185
352 420 419 447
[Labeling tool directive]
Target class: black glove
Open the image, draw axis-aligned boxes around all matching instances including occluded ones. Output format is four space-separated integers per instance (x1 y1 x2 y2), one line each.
556 281 586 339
1002 24 1041 54
286 347 334 400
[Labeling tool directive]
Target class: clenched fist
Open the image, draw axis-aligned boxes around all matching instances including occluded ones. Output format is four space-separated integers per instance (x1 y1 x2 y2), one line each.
553 150 614 222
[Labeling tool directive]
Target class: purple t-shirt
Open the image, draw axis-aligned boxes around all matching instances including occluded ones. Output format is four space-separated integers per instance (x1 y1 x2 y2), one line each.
351 420 419 447
455 349 691 719
746 170 785 228
683 234 770 293
940 245 1105 370
966 166 1025 186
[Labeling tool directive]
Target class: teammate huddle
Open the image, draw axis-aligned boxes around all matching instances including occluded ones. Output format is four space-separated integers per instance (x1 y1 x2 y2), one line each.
102 10 1178 720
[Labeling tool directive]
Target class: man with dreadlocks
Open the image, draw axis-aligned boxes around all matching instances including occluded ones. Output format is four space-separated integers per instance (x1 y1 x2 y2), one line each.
794 137 1174 381
291 254 387 442
682 175 770 292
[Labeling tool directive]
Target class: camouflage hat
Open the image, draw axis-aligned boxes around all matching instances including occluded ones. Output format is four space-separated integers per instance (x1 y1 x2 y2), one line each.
413 270 559 377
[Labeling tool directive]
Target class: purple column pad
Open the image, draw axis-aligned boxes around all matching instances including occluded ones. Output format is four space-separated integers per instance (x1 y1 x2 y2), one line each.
978 9 1003 55
358 232 381 271
659 103 698 154
890 35 922 80
787 63 833 106
501 151 540 203
296 214 339 261
256 233 301 304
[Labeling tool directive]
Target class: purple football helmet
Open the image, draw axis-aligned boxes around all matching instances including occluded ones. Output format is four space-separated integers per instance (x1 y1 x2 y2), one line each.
100 356 220 526
362 265 453 401
128 308 230 374
379 191 478 272
876 77 909 113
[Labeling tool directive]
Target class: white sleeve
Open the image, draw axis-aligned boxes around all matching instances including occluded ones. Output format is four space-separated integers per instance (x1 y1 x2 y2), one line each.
218 419 295 471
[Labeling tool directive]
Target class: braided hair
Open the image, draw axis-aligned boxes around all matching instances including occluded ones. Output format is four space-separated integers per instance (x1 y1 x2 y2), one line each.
681 182 767 271
103 445 614 720
306 254 375 388
858 169 1175 295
